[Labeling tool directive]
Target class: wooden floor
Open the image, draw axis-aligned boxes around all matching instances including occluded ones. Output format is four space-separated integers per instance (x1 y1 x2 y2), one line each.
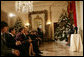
39 40 83 56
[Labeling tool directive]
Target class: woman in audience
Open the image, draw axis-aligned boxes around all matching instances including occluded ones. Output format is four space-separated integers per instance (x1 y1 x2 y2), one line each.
24 28 36 56
15 27 35 56
28 31 42 55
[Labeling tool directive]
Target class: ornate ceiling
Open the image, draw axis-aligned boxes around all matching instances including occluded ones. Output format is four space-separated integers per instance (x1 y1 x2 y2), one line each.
1 1 67 14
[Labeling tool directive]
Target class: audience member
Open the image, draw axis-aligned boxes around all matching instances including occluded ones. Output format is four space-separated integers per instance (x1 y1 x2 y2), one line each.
1 21 20 56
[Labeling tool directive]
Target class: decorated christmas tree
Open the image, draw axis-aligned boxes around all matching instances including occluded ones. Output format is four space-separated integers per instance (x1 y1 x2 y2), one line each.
14 17 24 33
54 11 74 41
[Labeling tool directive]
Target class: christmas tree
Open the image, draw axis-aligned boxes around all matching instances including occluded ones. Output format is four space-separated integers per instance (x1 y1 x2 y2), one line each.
14 17 24 33
54 11 74 41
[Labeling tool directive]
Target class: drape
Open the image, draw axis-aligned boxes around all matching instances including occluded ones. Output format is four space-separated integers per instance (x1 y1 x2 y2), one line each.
67 1 77 27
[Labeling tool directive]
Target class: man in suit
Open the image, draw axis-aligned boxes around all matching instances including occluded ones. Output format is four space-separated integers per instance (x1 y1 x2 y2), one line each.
7 27 22 48
37 28 43 39
1 21 20 56
72 24 78 34
6 27 21 49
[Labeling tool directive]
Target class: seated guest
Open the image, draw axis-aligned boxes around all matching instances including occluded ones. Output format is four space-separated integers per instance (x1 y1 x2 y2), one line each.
5 27 25 56
31 31 41 47
29 31 42 55
15 27 26 42
24 28 35 56
6 27 21 49
1 21 20 56
15 27 35 56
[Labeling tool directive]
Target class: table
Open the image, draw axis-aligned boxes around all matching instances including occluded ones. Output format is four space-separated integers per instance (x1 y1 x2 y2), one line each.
70 34 83 52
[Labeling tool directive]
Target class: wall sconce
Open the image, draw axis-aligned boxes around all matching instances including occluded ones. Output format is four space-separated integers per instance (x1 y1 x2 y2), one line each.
25 23 30 27
8 13 16 18
47 21 51 25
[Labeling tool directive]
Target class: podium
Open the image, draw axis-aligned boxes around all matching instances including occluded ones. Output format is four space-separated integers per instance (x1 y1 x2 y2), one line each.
70 34 83 52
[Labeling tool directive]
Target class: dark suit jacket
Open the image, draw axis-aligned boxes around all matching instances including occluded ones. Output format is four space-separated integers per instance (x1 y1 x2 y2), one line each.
1 33 12 56
28 34 37 40
5 33 29 56
6 33 17 49
69 26 74 34
74 26 78 34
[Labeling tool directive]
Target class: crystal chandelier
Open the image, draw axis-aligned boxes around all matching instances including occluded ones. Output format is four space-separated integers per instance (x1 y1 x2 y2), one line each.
15 1 33 13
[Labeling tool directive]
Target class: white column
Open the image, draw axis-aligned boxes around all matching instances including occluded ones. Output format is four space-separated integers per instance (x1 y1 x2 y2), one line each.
76 1 80 33
80 1 83 42
80 1 83 30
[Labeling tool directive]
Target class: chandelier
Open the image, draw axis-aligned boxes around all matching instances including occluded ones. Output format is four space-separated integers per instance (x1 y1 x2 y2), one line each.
15 1 33 13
